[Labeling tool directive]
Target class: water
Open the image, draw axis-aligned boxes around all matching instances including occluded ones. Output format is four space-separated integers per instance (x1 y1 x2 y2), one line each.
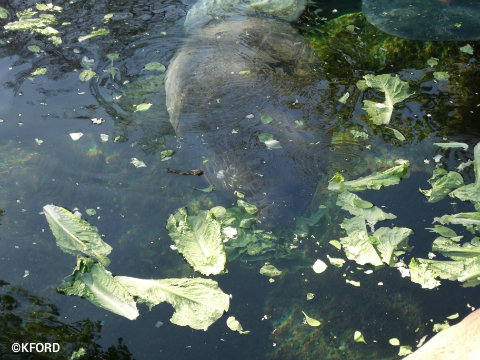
0 0 480 359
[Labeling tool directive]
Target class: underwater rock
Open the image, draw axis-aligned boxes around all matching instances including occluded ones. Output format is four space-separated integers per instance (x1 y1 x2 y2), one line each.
165 16 331 225
404 309 480 360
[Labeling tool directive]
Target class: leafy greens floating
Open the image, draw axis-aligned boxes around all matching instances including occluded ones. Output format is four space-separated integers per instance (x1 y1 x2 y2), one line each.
166 207 226 276
329 163 412 267
411 142 480 289
116 276 230 331
59 256 139 320
44 205 230 330
43 204 112 266
356 74 413 125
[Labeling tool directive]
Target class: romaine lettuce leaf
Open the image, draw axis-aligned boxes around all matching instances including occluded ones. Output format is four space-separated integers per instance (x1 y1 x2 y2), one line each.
58 256 139 320
328 163 408 192
356 74 413 125
115 276 230 331
43 204 112 266
166 207 226 275
419 168 464 203
336 191 396 222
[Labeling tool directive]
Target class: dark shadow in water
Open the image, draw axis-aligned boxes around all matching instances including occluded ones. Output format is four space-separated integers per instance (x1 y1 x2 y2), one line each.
0 280 133 359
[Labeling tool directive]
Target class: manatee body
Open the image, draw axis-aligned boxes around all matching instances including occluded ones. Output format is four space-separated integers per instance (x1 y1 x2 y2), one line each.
165 16 331 225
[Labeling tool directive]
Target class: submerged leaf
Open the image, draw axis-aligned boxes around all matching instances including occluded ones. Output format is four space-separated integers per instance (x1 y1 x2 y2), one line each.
433 72 450 81
460 44 474 55
433 142 468 151
116 276 229 330
338 92 350 104
31 67 47 76
259 264 282 277
78 28 109 42
79 69 96 82
260 115 273 124
133 103 152 112
0 6 9 19
43 204 111 265
143 62 166 72
59 256 138 320
166 207 226 275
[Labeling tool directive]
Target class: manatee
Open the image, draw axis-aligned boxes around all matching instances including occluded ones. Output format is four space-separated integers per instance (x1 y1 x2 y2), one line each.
165 16 332 225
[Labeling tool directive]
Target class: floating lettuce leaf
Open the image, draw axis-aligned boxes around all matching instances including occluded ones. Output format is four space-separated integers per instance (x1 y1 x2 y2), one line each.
302 311 321 327
410 237 480 288
336 191 396 222
373 226 412 266
339 217 412 267
43 204 112 266
356 74 413 125
426 225 461 240
409 257 462 289
419 168 464 203
115 276 229 331
450 142 480 207
166 207 226 275
432 237 480 260
58 256 138 320
354 331 366 344
328 163 408 192
435 212 480 234
339 217 383 266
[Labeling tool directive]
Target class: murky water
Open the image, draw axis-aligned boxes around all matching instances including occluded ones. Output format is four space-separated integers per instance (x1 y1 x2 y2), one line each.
1 0 480 359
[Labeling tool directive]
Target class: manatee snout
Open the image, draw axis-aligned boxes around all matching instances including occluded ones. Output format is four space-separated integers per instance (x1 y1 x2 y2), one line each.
165 16 332 226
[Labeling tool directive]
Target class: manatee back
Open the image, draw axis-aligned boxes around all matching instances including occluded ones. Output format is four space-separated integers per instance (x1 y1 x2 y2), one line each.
165 17 332 224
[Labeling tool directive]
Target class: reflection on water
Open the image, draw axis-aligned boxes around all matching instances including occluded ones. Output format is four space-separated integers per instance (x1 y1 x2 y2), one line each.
0 0 480 359
0 280 134 359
